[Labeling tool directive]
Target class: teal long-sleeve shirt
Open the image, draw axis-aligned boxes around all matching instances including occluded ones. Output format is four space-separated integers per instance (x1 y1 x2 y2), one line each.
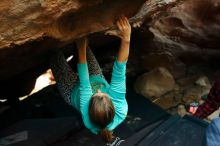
70 60 128 134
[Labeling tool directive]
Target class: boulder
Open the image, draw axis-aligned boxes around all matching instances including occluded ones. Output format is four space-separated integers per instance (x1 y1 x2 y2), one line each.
141 52 186 79
0 0 179 99
195 76 211 87
134 67 175 99
154 84 183 109
177 104 188 117
1 0 220 102
0 0 178 80
182 76 212 104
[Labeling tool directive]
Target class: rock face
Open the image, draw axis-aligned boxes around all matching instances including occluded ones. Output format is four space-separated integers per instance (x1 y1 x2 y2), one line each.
149 0 220 60
0 0 179 99
1 0 220 100
141 52 186 79
134 67 175 99
0 0 178 80
182 76 212 104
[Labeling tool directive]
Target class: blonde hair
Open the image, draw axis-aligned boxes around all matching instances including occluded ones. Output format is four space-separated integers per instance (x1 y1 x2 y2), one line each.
89 94 115 143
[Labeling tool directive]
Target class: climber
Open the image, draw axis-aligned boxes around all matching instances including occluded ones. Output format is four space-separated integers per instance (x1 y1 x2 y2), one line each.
194 79 220 119
50 16 131 143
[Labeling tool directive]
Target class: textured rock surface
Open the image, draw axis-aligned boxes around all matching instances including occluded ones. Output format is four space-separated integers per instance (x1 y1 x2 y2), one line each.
134 67 175 98
182 76 212 104
148 0 220 60
0 0 179 99
0 0 177 80
1 0 220 100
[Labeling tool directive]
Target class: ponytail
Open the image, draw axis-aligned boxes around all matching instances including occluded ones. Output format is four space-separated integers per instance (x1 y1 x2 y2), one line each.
100 128 114 143
89 94 115 143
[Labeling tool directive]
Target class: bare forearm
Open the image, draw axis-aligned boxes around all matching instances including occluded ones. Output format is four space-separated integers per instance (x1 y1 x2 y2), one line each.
76 38 87 64
78 47 87 63
117 40 130 62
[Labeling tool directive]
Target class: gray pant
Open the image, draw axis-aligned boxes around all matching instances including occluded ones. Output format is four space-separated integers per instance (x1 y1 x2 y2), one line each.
50 48 104 105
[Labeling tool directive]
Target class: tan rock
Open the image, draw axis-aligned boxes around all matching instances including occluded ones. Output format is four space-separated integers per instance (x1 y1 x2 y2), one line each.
176 75 199 88
183 76 211 104
195 76 211 87
0 0 178 80
177 104 187 117
134 67 175 98
154 91 182 110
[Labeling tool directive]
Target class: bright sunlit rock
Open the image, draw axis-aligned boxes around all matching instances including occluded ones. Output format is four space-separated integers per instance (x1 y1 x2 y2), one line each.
19 69 55 101
19 55 73 101
32 69 55 93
